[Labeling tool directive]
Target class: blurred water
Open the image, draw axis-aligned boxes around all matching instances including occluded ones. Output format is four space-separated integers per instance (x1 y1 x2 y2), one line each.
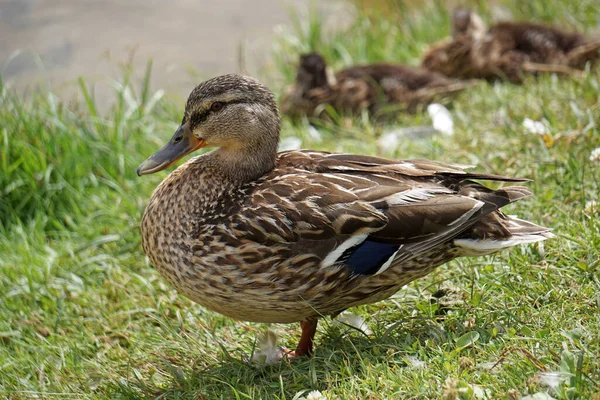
0 0 339 104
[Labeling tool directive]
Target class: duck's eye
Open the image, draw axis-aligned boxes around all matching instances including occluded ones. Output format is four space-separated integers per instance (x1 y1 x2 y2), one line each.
211 102 224 112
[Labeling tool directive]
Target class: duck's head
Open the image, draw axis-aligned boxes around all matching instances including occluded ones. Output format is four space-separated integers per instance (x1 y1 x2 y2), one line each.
296 53 329 91
137 74 280 177
452 8 486 40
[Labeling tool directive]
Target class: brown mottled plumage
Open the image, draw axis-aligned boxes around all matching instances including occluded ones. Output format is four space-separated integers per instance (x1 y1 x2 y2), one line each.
138 74 553 357
280 53 474 119
422 9 600 83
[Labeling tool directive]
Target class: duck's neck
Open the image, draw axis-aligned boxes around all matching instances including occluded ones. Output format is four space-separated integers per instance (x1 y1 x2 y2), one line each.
211 143 278 184
190 131 278 188
211 106 281 184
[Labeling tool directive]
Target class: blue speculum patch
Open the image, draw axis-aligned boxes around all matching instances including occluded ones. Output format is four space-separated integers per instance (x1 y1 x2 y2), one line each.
339 239 401 275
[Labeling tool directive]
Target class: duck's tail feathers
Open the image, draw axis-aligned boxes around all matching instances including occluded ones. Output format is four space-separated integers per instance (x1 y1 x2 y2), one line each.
454 214 554 256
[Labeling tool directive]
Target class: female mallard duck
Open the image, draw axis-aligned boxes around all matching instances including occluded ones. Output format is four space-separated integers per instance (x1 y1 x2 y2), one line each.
280 52 474 119
137 74 552 357
422 9 600 83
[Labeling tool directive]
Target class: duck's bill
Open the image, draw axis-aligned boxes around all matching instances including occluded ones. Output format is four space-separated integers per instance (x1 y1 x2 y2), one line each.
137 124 206 176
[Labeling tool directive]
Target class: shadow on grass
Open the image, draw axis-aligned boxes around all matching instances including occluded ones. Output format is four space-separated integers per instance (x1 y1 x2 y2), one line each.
107 316 451 399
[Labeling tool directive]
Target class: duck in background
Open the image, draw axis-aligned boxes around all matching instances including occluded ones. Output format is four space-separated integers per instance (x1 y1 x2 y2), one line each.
281 52 474 119
422 8 600 83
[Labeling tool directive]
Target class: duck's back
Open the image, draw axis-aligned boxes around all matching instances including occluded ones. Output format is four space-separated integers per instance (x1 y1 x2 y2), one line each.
332 64 470 114
488 22 588 61
336 64 454 90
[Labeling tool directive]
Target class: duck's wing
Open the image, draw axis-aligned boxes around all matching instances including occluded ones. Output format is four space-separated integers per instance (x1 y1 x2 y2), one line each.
489 22 588 59
336 64 475 108
421 38 478 79
337 64 455 90
232 151 534 276
280 85 330 117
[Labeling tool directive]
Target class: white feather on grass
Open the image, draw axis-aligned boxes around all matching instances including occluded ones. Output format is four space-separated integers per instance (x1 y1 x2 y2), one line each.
427 103 454 135
523 118 549 135
278 136 303 151
335 312 372 335
251 330 286 364
590 147 600 164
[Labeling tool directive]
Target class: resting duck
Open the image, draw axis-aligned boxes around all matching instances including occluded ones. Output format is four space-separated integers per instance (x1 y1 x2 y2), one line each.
280 53 474 119
422 9 600 83
137 74 552 357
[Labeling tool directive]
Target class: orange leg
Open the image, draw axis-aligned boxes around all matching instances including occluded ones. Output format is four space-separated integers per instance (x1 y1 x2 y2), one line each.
285 318 319 357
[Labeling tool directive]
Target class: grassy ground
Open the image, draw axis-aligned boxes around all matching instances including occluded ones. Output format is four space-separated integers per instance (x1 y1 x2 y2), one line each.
1 0 599 398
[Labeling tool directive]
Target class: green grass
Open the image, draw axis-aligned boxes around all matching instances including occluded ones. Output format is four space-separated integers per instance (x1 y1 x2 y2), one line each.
1 0 599 398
